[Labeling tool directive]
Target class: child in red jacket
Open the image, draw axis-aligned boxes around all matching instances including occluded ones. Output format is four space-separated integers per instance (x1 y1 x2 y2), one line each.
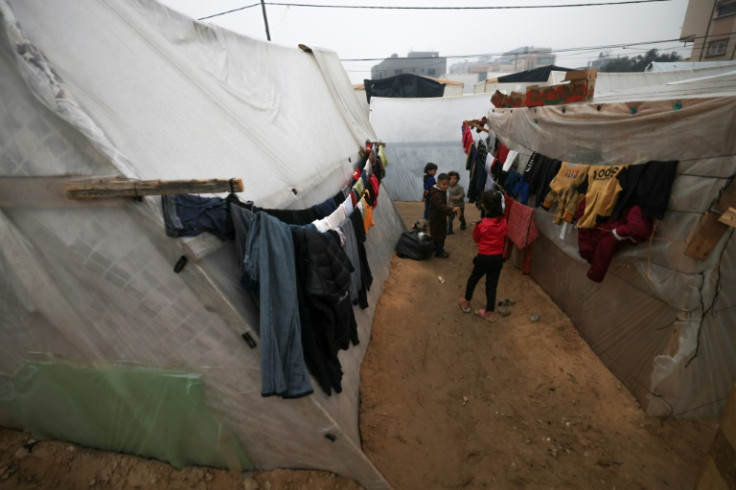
459 189 507 322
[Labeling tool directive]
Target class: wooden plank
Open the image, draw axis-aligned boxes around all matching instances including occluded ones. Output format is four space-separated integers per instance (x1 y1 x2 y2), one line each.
65 177 243 199
685 179 736 260
685 213 730 260
718 207 736 228
696 382 736 490
0 177 127 208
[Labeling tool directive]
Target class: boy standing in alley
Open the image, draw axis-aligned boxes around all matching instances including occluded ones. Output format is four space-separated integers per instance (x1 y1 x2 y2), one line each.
447 171 466 234
429 173 460 258
422 162 438 220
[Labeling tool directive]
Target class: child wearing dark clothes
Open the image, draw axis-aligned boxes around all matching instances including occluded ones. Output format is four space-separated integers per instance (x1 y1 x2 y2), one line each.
428 173 460 258
422 162 438 220
459 189 507 321
447 171 466 234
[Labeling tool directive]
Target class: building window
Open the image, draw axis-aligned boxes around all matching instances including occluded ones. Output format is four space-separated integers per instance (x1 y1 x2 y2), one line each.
716 1 736 17
706 39 728 57
428 68 436 76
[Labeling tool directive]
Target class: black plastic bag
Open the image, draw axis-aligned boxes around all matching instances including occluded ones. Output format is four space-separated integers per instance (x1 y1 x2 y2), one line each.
396 230 435 260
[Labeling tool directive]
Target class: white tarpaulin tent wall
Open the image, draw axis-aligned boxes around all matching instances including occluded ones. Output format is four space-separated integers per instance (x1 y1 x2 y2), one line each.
369 94 493 202
647 60 736 72
473 71 570 95
486 87 736 419
474 64 736 99
0 0 402 488
594 64 736 99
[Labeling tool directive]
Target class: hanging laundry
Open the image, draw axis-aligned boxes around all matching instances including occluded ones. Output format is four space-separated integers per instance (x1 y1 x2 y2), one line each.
369 173 380 207
503 170 524 201
229 201 257 290
161 194 231 240
542 162 590 224
465 141 477 172
377 144 389 177
243 212 313 399
313 204 348 233
502 149 519 172
577 201 653 282
504 197 539 274
521 152 562 207
576 164 627 229
353 177 365 196
611 160 679 220
350 206 373 309
469 139 489 202
462 122 474 154
291 226 358 396
339 218 363 305
360 199 375 234
160 152 385 399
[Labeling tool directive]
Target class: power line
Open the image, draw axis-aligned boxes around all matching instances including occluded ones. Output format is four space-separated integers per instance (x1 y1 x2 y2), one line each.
340 36 692 62
341 29 736 64
194 1 720 70
198 3 260 21
198 0 670 20
266 0 669 9
339 38 706 78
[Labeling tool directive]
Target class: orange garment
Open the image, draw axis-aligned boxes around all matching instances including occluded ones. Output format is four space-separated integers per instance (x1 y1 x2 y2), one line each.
361 197 375 234
542 162 590 224
576 164 627 229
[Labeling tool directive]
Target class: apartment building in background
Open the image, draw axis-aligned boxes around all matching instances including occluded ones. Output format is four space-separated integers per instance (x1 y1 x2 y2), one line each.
495 47 557 72
680 0 736 60
370 51 447 79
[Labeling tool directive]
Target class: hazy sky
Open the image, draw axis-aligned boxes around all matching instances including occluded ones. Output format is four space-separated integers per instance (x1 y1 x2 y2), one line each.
159 0 692 83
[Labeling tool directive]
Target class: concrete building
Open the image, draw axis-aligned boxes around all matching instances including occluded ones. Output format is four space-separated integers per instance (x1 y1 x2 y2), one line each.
371 51 447 79
447 48 557 82
680 0 736 61
496 47 557 72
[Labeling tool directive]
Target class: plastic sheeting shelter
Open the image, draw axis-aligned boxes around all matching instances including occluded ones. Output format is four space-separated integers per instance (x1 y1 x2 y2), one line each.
0 0 403 487
486 75 736 419
475 64 736 99
370 94 493 202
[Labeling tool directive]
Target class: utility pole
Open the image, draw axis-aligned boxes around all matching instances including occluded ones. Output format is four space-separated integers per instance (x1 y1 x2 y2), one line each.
260 0 271 41
699 0 718 61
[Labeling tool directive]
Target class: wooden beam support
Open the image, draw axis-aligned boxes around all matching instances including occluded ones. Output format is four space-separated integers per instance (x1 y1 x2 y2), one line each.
718 207 736 228
0 177 126 208
685 179 736 260
65 178 244 200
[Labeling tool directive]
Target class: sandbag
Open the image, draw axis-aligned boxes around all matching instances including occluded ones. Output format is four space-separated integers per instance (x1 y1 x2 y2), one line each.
396 230 435 260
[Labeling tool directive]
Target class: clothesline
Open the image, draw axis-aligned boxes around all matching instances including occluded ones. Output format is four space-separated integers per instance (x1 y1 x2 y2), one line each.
160 140 388 401
466 126 681 282
528 204 686 243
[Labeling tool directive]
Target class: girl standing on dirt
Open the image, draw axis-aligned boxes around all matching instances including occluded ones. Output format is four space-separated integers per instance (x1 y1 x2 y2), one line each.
459 189 507 322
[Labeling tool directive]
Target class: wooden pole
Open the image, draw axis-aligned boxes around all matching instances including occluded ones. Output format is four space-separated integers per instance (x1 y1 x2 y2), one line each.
65 177 244 200
684 178 736 260
260 0 271 41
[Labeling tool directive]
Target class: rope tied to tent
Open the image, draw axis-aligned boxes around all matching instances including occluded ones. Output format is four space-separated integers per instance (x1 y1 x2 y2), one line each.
685 226 732 368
